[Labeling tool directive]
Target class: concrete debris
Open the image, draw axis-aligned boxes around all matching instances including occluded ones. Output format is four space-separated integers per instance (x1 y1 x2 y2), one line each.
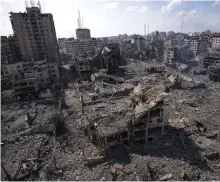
2 58 220 181
86 156 105 165
208 64 220 82
91 72 124 84
181 170 190 181
204 151 219 161
113 163 124 170
159 173 172 181
205 130 219 138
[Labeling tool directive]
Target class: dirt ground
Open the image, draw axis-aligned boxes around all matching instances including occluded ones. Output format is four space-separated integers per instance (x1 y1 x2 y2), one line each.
1 60 220 181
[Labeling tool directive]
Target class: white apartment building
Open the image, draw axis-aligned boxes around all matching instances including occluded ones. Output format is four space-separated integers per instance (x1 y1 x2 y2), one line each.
189 39 198 57
64 39 97 56
210 37 220 49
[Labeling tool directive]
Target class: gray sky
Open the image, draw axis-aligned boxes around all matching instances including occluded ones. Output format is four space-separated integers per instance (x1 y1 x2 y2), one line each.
1 0 220 38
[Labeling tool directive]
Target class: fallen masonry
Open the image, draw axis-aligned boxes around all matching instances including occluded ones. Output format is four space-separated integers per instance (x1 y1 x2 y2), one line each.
2 59 220 181
208 64 220 82
83 80 169 150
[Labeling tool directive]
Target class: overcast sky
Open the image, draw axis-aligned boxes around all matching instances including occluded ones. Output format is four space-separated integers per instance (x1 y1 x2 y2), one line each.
1 0 220 38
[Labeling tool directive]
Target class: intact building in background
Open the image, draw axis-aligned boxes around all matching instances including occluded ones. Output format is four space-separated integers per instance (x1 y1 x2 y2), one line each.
210 36 220 49
63 12 97 56
58 38 67 50
10 5 59 62
76 28 91 40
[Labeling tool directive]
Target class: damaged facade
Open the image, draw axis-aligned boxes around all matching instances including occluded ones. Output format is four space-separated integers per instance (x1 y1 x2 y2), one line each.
208 64 220 82
74 43 124 81
84 81 169 150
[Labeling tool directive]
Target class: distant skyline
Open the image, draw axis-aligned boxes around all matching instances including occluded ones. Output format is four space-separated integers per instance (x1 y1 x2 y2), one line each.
1 0 220 38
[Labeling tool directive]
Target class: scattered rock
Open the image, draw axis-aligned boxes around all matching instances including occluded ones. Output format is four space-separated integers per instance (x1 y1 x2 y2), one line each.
75 176 80 181
110 166 116 174
159 173 172 181
113 163 124 170
189 102 197 107
86 156 105 165
205 130 219 138
204 151 219 161
122 166 132 175
181 170 190 180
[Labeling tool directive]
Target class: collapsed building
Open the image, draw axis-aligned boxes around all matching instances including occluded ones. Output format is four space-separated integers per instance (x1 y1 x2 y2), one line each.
203 57 220 68
83 79 169 150
146 64 165 74
208 64 220 82
74 43 126 81
75 57 92 81
91 44 125 74
7 61 60 96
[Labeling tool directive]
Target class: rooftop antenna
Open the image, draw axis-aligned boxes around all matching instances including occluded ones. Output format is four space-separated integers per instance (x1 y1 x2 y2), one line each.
42 0 46 13
181 18 184 33
25 0 29 8
82 16 84 28
37 0 42 13
30 0 35 7
144 24 146 36
78 10 82 28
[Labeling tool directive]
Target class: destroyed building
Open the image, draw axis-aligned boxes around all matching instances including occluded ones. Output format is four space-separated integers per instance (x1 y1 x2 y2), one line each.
208 64 220 82
73 44 125 81
83 80 169 150
75 57 92 81
91 44 124 74
203 56 220 68
4 61 60 97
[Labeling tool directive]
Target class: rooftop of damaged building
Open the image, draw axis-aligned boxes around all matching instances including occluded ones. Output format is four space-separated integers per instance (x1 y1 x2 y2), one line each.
82 77 168 138
131 83 168 120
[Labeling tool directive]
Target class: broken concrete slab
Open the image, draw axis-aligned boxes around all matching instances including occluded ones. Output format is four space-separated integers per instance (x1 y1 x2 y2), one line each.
113 163 124 170
191 135 213 151
159 173 172 181
204 151 219 161
205 130 219 138
86 156 105 165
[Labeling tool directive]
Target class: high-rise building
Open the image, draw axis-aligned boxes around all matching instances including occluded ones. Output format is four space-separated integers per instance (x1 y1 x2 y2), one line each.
167 31 175 38
197 36 208 55
76 28 91 40
10 6 59 62
188 36 199 57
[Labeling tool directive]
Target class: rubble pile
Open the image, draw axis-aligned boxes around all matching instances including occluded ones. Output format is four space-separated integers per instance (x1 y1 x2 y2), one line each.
2 59 220 181
167 73 207 90
208 64 220 82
